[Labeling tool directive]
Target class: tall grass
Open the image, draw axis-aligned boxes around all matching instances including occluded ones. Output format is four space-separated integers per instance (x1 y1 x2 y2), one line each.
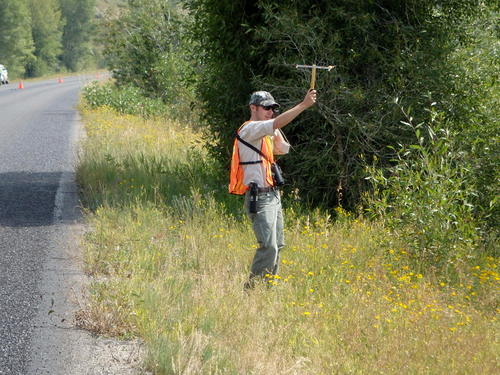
77 106 499 374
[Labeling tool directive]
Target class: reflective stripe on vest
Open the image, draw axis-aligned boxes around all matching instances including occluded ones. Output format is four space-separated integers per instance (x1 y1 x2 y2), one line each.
228 122 274 195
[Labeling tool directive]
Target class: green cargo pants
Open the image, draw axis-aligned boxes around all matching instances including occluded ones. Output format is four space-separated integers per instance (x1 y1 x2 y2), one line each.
244 190 285 279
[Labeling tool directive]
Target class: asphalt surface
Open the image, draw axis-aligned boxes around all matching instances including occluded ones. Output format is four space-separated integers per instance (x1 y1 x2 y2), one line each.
0 76 87 374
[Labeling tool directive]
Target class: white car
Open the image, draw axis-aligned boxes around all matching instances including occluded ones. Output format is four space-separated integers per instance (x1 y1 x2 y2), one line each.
0 64 8 84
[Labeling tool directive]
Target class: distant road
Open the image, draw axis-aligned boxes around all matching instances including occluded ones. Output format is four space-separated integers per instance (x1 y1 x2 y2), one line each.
0 76 90 374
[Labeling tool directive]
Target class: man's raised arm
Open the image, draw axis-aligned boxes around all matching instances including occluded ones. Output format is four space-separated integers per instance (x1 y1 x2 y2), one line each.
273 89 317 130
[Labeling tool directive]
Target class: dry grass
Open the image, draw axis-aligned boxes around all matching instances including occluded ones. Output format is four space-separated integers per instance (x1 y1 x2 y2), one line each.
77 106 499 374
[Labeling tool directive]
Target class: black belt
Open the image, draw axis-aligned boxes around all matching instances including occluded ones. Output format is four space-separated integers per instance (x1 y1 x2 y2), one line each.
257 186 277 193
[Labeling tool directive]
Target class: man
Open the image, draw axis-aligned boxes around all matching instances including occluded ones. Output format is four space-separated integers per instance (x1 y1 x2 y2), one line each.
229 89 317 288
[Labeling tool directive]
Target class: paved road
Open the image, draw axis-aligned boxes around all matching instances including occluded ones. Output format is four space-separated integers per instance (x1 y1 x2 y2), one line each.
0 77 87 374
0 76 144 375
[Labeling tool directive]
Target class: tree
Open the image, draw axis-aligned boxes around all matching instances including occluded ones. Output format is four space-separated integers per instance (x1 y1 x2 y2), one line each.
26 0 64 77
0 0 34 78
60 0 96 71
100 0 196 117
186 0 497 212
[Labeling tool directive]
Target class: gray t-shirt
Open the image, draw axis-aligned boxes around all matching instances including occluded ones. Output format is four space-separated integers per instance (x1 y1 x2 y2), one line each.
238 120 290 187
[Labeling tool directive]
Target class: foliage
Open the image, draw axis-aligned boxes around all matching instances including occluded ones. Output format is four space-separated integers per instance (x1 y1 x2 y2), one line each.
99 0 197 121
0 0 99 78
185 0 498 214
184 0 267 162
444 11 499 231
25 0 65 77
364 115 482 271
60 0 97 71
83 82 168 118
0 0 34 78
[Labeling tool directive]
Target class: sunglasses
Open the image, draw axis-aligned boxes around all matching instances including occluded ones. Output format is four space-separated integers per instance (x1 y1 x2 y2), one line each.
261 105 277 111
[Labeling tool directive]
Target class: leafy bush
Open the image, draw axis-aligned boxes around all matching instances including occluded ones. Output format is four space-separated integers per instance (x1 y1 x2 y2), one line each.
186 0 497 213
99 0 197 123
365 115 482 270
83 82 167 118
444 12 499 231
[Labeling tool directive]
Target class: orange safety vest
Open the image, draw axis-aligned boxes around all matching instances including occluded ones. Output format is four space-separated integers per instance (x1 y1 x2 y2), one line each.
229 122 275 195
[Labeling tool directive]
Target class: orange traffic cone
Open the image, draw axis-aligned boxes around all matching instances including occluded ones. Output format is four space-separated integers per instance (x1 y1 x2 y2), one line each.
18 81 24 89
58 77 64 83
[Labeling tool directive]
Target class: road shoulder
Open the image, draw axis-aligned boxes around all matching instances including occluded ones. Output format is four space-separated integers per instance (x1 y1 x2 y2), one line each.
26 146 147 375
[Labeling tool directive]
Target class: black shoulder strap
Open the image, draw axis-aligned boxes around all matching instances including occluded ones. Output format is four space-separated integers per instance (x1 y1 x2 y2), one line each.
236 134 272 164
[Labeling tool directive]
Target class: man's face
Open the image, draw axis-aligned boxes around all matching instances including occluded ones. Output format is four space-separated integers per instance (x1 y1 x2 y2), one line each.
251 104 275 121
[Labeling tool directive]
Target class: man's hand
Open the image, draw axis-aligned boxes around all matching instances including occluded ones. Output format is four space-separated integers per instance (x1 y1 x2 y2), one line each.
302 89 317 108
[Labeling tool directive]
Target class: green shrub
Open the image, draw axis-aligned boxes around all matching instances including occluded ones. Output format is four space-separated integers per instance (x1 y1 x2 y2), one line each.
365 115 481 271
99 0 197 123
186 0 497 211
83 82 167 118
445 12 499 232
